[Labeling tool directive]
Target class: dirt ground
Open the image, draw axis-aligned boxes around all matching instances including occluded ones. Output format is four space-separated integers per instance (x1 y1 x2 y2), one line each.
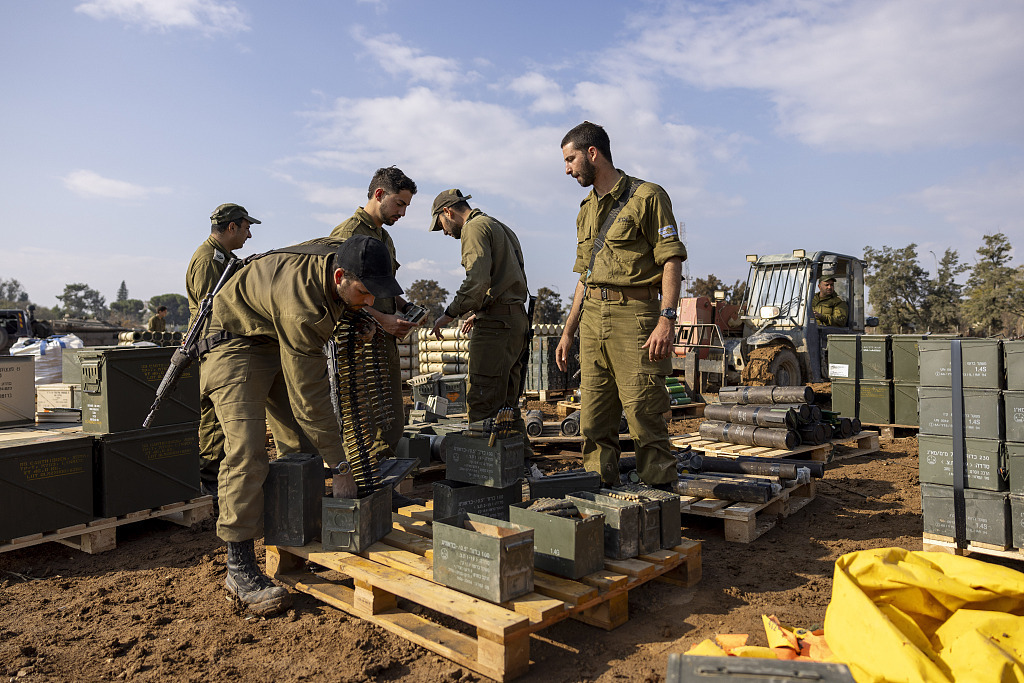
0 390 928 683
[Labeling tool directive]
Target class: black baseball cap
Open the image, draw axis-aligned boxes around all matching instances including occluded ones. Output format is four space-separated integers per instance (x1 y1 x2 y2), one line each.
335 235 403 298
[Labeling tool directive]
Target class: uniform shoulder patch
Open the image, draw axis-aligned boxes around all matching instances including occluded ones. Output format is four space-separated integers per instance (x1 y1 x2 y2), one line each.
659 224 677 238
213 251 226 263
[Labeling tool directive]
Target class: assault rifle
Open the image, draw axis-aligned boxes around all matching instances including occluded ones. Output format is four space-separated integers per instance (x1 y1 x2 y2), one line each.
142 257 241 428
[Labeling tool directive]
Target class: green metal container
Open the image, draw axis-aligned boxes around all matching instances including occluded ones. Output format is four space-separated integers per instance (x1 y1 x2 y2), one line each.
79 346 199 433
619 485 683 549
1004 391 1024 442
432 512 534 603
918 338 1002 389
92 422 200 517
1008 442 1024 495
1005 341 1024 391
0 433 94 541
566 491 642 560
827 334 889 380
396 434 431 467
1012 494 1024 550
508 502 605 579
444 432 524 488
0 355 35 428
921 483 1010 548
893 382 919 426
918 435 1007 492
830 379 856 419
857 379 892 424
918 387 1003 439
432 479 522 521
890 335 958 384
321 485 393 553
62 345 118 385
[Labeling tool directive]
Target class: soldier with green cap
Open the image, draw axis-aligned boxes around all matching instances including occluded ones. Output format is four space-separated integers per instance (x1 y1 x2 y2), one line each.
202 234 402 616
327 167 420 455
186 203 259 501
811 276 848 326
555 121 686 490
428 189 535 455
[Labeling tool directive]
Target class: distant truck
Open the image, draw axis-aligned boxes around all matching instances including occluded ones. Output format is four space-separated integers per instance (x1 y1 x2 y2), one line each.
675 249 878 393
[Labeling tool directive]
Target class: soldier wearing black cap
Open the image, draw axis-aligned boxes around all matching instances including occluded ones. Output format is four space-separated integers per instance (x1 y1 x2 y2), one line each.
812 276 848 326
200 235 402 615
428 189 534 455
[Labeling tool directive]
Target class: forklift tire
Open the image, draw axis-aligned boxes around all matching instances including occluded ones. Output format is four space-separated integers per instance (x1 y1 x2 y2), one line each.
766 347 802 386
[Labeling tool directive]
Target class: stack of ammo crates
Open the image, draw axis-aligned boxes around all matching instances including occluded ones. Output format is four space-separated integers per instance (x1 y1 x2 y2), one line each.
917 339 1022 550
71 346 201 518
525 325 580 394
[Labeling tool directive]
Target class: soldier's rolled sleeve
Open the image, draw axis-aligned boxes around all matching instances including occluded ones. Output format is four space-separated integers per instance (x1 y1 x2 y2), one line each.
645 190 688 266
448 224 492 317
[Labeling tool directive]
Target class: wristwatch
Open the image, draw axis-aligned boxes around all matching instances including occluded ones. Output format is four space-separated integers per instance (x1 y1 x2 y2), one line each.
660 308 677 321
333 461 352 476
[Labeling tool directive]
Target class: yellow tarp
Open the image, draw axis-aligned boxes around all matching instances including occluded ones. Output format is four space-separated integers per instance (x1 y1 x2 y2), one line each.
825 547 1024 682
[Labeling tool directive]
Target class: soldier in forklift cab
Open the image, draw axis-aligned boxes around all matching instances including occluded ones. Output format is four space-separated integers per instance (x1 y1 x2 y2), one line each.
812 275 848 327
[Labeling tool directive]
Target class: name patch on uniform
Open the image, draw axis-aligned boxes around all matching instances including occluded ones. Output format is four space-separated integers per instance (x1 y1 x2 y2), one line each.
213 251 226 263
659 225 677 238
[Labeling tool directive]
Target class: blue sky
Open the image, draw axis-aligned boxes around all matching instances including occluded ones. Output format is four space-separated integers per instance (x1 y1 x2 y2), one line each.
3 0 1023 311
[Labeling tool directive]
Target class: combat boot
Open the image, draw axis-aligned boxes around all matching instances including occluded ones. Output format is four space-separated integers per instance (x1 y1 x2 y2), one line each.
225 540 291 616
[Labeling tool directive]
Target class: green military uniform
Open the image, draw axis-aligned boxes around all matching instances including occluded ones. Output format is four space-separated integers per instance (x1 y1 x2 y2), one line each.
812 293 848 327
329 209 404 450
202 249 347 542
445 210 533 451
573 172 687 486
147 314 166 332
186 235 236 488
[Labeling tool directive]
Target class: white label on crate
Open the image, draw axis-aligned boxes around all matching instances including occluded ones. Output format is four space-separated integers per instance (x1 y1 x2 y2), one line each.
829 363 850 378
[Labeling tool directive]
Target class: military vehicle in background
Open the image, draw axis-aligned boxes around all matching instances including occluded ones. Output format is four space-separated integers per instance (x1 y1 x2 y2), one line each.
674 249 877 399
0 305 130 354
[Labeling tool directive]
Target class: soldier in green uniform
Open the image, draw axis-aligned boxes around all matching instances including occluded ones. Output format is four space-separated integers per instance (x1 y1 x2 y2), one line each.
185 203 257 501
555 122 686 489
811 276 848 327
147 306 168 332
202 235 401 615
428 189 534 455
328 167 420 453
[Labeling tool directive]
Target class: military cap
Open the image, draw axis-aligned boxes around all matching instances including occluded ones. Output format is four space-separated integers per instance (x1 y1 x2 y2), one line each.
336 234 403 299
211 203 262 226
429 189 472 232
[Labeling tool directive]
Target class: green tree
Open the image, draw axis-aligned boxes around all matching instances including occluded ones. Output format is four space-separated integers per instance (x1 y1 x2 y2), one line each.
963 232 1023 336
0 278 30 307
920 248 967 333
110 298 146 326
55 283 108 319
726 279 747 306
148 293 189 327
534 286 566 324
690 274 725 300
862 244 927 333
116 280 129 302
405 279 449 321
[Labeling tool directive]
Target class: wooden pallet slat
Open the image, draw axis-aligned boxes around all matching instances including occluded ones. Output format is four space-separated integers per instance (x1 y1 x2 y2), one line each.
671 429 880 463
922 533 1024 563
680 480 816 543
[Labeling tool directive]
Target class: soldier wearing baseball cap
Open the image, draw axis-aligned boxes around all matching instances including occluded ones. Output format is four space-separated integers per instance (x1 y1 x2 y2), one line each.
812 272 848 327
429 189 472 233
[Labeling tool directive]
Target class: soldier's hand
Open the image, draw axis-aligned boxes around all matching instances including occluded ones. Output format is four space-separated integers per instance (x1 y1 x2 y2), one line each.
431 314 455 340
555 334 572 372
460 314 476 334
378 312 415 338
641 318 675 362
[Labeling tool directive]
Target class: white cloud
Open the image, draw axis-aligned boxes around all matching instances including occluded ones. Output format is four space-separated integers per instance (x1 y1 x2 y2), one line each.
62 170 171 200
351 27 467 89
74 0 249 34
626 0 1024 150
907 165 1024 238
508 72 568 114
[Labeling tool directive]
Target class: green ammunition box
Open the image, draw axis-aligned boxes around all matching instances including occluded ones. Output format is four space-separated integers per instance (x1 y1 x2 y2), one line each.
92 422 200 517
857 379 893 424
508 501 604 579
918 387 1003 439
79 346 199 433
263 453 323 547
433 479 522 521
0 433 94 541
432 512 534 603
0 356 35 428
917 435 1007 492
443 432 524 488
892 382 919 426
566 491 642 560
890 335 958 384
61 345 119 385
918 338 1002 389
527 471 602 499
1006 341 1024 391
1008 443 1024 495
827 334 889 380
830 379 856 419
620 485 683 549
396 434 431 466
598 488 660 554
921 483 1010 548
1004 391 1024 442
321 485 392 553
1011 494 1024 550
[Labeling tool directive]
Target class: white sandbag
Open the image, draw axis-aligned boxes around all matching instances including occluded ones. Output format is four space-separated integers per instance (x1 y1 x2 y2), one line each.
10 334 85 385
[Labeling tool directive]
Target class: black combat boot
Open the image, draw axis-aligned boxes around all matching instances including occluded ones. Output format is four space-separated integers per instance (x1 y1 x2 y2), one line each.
225 540 291 616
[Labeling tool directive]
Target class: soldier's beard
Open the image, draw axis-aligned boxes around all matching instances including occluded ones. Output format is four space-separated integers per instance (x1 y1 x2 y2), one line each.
576 157 596 187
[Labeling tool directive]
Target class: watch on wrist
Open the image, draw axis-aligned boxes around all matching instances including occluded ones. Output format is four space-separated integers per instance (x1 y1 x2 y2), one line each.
660 308 677 321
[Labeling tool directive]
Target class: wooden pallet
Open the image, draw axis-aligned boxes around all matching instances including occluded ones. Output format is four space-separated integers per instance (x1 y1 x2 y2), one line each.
860 423 918 440
922 533 1024 563
0 496 214 555
679 480 816 543
670 430 879 463
268 508 701 682
524 389 570 402
670 402 706 418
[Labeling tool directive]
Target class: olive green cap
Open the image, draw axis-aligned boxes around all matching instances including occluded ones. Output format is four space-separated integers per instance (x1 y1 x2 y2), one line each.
429 189 472 232
211 203 261 225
